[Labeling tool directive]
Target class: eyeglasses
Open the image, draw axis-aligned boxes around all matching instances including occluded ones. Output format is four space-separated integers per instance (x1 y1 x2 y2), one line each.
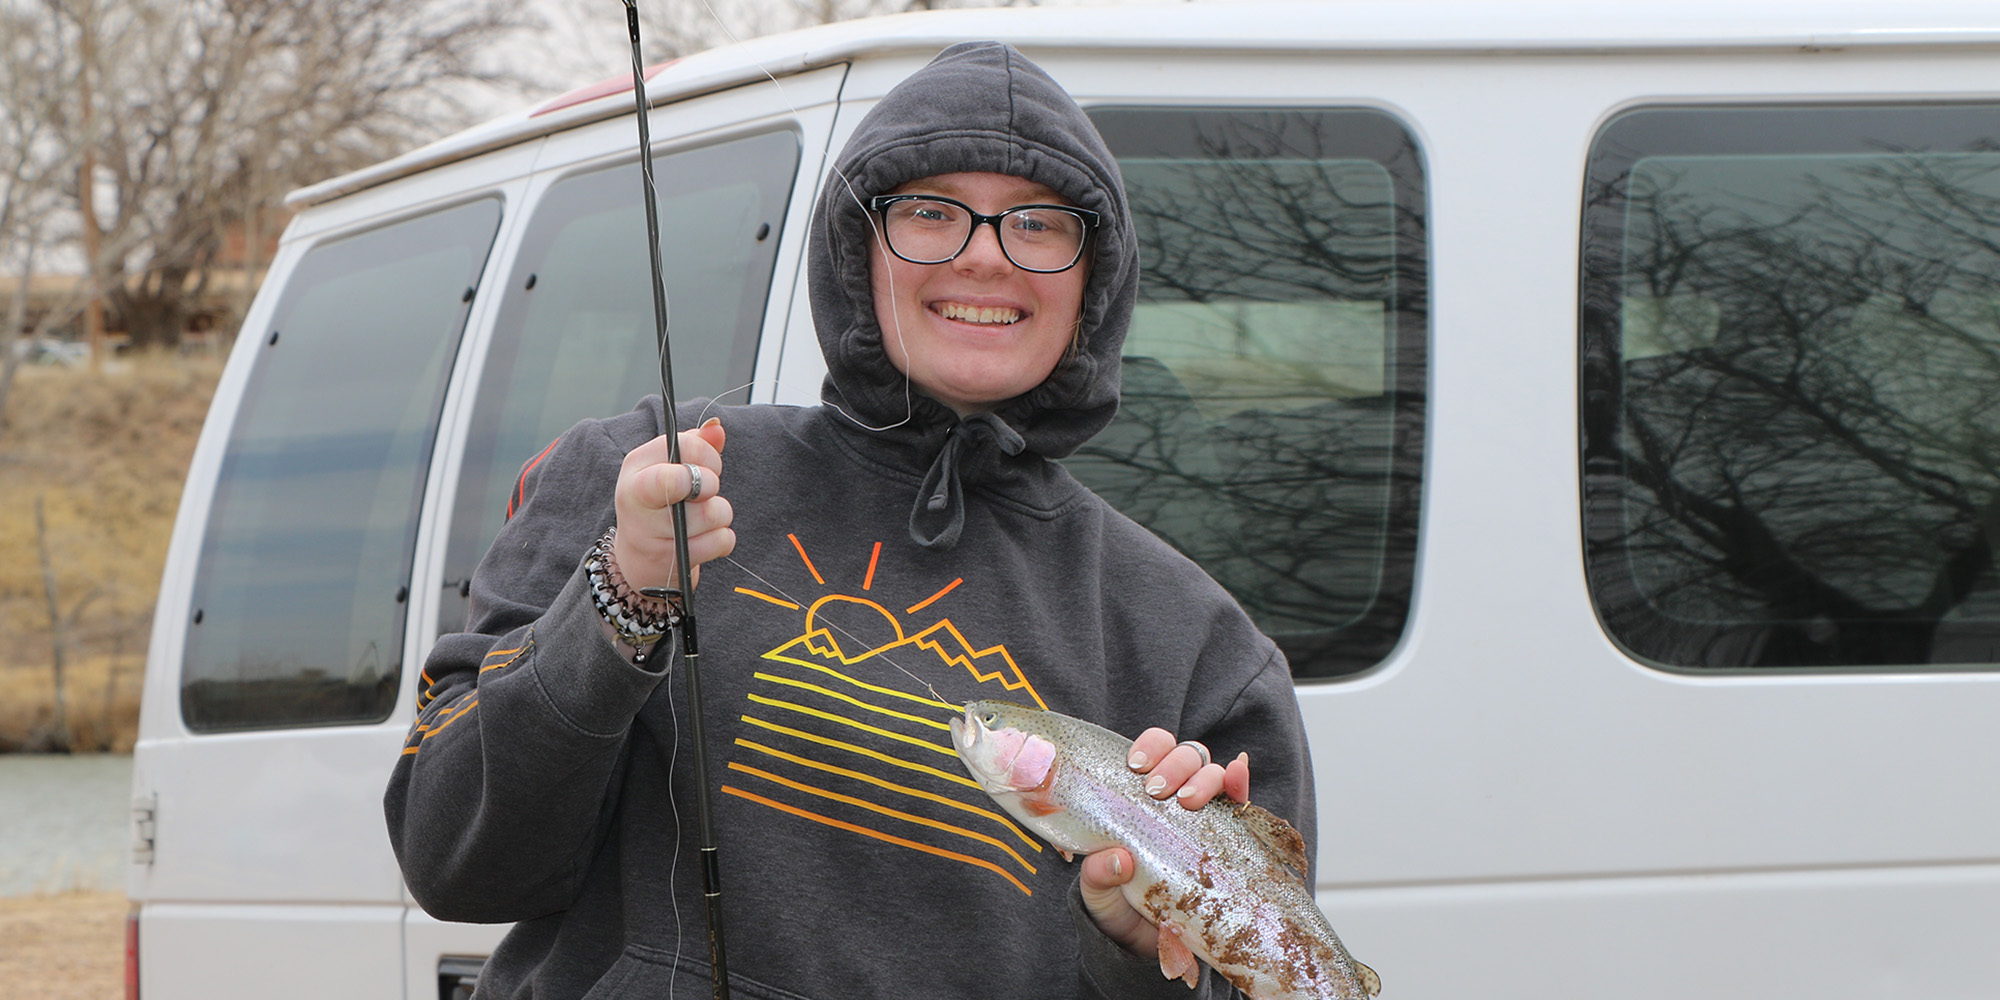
868 194 1099 274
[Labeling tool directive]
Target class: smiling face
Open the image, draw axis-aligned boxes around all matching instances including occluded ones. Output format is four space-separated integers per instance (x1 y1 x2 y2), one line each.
868 172 1090 415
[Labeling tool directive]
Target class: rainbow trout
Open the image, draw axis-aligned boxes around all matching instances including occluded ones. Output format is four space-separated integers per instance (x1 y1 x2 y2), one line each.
949 701 1380 1000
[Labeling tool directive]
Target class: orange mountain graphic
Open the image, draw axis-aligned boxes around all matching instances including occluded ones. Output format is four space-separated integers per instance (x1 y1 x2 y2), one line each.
764 598 1047 710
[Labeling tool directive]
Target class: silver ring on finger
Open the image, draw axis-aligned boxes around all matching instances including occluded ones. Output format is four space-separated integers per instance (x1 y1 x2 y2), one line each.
685 464 703 502
1176 740 1211 767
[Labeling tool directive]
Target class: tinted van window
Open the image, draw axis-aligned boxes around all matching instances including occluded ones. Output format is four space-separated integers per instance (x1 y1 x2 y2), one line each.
182 198 501 730
1583 105 2000 669
439 130 799 632
1076 108 1428 678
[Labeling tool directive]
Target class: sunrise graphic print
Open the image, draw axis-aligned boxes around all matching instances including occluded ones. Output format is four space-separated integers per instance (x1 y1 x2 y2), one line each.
726 533 1050 894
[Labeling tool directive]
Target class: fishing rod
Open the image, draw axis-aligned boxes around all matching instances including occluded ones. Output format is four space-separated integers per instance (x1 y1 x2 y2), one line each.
619 2 730 996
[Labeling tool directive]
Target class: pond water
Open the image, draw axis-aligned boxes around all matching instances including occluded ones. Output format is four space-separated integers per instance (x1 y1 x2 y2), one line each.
0 753 132 896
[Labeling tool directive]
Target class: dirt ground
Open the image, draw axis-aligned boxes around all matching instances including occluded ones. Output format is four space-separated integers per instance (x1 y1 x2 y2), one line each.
0 891 125 1000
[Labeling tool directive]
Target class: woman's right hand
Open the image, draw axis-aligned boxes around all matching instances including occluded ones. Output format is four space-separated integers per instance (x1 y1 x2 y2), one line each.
612 418 734 595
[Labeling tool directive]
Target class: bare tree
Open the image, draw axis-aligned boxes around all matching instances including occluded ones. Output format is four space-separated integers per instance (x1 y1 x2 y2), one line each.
0 1 83 421
43 0 537 349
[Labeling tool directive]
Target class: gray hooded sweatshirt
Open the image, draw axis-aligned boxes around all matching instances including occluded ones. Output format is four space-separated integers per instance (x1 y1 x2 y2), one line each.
387 42 1314 1000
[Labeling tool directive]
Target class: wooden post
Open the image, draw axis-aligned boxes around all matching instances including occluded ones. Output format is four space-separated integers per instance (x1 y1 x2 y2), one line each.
35 495 71 753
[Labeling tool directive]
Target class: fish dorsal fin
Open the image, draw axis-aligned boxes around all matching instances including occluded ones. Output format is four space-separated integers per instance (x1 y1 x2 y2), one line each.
1234 802 1310 877
1354 959 1381 997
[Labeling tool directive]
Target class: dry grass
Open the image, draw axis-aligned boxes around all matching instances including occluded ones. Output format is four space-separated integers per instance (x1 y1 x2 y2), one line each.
0 350 224 753
0 655 144 754
0 891 126 1000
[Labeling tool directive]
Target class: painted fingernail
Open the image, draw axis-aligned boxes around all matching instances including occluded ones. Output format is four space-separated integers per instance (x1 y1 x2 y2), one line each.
1236 752 1249 766
1127 749 1149 770
1145 775 1168 796
1110 853 1123 877
1177 784 1196 800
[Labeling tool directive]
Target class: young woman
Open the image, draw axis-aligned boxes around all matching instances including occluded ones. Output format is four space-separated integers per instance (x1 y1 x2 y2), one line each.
387 41 1315 999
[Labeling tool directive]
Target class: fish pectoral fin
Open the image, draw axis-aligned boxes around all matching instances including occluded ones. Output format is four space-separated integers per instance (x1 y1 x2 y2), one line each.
1058 849 1074 863
1156 925 1201 989
1354 958 1381 997
1236 802 1311 879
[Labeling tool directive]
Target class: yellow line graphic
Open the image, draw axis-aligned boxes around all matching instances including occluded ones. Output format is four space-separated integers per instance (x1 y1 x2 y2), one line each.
752 672 950 731
735 587 800 610
763 651 959 712
739 716 978 790
728 761 1038 875
746 694 958 757
721 785 1031 896
765 614 1045 711
735 738 1039 851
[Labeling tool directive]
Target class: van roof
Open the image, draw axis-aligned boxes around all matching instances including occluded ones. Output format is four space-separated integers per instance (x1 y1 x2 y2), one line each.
285 0 2000 208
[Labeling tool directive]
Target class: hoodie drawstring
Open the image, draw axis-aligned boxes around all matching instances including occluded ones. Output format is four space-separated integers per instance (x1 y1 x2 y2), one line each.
910 412 1026 549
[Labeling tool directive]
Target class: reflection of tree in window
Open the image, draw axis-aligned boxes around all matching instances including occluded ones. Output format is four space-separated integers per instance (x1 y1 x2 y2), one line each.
1590 147 2000 666
1068 110 1426 678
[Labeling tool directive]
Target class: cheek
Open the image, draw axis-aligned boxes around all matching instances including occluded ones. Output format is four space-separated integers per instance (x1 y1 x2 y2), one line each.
867 247 917 372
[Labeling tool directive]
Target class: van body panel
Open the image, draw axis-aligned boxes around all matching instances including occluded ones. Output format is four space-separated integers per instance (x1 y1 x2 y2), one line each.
287 2 2000 209
130 729 409 900
138 902 403 1000
1280 41 2000 885
1322 862 2000 999
137 6 2000 996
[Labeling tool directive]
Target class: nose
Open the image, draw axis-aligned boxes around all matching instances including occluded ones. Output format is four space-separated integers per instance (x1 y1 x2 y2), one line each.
954 220 1014 276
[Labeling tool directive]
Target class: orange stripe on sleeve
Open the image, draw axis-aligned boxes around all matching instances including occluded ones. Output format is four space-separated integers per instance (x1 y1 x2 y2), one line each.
508 437 562 520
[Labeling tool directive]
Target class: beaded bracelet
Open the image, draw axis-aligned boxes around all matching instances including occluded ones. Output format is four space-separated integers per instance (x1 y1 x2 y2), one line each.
585 527 680 663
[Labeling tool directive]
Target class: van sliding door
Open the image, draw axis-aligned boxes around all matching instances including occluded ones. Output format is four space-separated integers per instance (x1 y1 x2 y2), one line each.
140 198 502 1000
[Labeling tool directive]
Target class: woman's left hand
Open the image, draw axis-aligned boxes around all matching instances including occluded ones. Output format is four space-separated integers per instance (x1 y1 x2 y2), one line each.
1078 729 1250 958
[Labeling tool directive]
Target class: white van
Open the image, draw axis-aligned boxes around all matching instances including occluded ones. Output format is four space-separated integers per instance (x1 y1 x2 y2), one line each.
128 2 2000 997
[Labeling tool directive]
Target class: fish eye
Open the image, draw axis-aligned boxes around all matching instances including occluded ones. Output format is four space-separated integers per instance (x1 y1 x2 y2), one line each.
979 711 998 726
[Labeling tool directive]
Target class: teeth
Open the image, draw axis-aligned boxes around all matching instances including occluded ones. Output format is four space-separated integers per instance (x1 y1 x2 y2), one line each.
937 302 1020 325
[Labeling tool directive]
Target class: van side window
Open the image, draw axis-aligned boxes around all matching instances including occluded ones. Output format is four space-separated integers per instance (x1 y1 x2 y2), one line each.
1077 108 1428 679
438 130 800 633
1583 105 2000 669
181 198 502 731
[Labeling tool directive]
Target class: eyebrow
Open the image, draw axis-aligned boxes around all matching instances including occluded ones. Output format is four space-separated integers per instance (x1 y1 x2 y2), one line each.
894 179 1069 206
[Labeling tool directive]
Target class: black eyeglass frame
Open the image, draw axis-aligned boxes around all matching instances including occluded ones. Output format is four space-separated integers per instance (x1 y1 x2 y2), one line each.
867 194 1101 273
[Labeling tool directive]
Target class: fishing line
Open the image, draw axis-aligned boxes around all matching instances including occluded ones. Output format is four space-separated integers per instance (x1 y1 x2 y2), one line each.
660 640 687 983
695 379 761 425
673 0 956 712
690 0 917 434
623 9 936 993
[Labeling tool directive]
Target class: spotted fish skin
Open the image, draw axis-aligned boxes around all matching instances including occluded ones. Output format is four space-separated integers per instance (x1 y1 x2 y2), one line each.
949 700 1379 1000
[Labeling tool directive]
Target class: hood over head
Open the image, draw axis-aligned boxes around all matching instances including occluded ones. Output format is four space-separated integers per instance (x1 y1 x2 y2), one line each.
806 42 1139 547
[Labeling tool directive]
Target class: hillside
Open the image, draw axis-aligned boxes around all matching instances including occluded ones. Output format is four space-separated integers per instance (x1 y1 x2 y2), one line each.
0 352 225 752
